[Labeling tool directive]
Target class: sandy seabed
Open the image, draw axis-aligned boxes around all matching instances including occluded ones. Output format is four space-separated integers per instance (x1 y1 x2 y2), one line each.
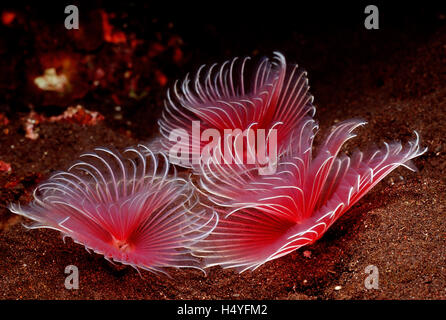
0 2 445 299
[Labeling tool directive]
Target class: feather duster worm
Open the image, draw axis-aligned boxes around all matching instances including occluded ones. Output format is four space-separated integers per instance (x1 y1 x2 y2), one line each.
190 62 427 272
9 146 218 274
158 52 315 168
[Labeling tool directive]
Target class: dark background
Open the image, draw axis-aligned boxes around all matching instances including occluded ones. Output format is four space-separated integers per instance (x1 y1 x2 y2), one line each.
1 1 444 138
0 1 445 299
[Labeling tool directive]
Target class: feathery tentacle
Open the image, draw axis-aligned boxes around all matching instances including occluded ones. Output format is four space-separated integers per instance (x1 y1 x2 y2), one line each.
193 121 426 271
158 52 315 168
9 146 218 274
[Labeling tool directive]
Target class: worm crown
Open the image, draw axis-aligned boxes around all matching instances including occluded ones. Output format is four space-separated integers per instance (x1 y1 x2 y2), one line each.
9 146 218 275
9 52 427 275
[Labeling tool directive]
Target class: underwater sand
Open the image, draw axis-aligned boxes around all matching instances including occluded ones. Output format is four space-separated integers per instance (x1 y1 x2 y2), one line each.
0 3 444 299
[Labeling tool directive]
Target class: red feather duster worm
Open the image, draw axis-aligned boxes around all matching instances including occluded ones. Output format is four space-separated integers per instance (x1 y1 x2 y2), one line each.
158 52 315 168
9 146 218 274
180 53 427 272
